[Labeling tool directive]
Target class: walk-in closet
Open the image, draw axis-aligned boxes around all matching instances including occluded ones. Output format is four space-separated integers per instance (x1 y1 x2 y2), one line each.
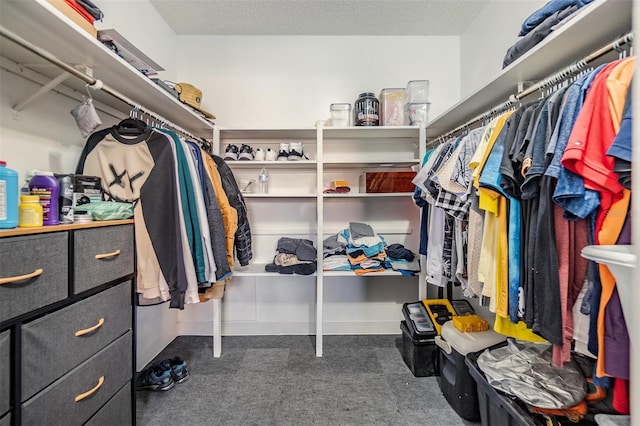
0 0 637 425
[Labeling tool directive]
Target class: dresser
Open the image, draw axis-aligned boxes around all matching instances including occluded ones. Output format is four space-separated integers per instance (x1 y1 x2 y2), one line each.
0 220 135 426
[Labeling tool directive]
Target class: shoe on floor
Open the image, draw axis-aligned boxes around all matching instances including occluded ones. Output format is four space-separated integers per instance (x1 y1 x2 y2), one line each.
136 364 175 391
159 357 190 384
224 144 239 161
238 144 254 160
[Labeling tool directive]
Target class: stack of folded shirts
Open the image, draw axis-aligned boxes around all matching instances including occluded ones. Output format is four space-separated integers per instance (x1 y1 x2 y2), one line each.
265 237 317 275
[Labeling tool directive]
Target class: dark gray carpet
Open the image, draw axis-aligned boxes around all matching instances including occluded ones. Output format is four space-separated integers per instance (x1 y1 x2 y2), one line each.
136 335 480 425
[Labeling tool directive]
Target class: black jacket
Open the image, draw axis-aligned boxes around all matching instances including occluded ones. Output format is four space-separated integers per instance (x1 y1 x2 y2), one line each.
211 154 253 266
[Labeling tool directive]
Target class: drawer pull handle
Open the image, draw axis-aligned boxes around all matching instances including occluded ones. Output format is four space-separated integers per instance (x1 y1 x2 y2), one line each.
95 249 121 260
75 376 105 402
75 318 105 336
0 268 43 285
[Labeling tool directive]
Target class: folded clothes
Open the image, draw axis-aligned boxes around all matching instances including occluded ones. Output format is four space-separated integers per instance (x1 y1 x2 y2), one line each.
276 237 317 261
386 243 415 261
274 252 313 266
323 255 351 271
265 262 317 275
349 221 375 238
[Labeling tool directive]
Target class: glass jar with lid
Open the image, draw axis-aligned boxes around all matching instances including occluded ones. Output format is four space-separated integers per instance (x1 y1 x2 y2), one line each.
329 103 352 127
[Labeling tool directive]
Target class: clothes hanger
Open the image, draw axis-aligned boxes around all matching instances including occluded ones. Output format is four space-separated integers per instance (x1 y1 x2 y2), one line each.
116 108 148 136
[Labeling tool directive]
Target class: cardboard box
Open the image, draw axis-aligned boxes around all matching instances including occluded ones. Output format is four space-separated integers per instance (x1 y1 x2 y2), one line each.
359 171 416 193
46 0 98 38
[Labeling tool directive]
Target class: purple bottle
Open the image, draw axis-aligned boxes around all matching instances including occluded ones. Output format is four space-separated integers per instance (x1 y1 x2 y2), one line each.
29 171 60 226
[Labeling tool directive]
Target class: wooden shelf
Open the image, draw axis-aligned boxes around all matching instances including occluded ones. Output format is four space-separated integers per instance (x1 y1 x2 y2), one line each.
0 0 214 139
426 0 632 138
0 219 134 238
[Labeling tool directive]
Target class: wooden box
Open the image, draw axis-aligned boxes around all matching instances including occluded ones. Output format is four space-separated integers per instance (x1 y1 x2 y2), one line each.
359 171 416 193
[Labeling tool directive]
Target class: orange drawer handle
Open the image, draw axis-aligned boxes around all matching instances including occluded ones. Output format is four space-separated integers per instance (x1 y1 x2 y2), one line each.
95 249 121 260
75 318 105 337
0 268 43 285
75 375 104 402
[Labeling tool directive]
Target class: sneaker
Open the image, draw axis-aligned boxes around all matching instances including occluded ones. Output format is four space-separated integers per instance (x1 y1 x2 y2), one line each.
288 142 306 160
224 144 239 161
277 143 289 161
136 364 175 391
254 148 265 161
238 144 254 160
265 148 277 161
159 357 190 384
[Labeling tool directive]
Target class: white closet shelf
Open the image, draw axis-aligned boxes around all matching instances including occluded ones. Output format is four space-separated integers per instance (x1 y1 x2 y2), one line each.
322 270 415 277
322 126 421 140
227 160 317 169
322 192 414 198
323 160 418 169
233 263 317 277
243 193 317 198
0 0 214 139
218 128 317 140
426 0 632 138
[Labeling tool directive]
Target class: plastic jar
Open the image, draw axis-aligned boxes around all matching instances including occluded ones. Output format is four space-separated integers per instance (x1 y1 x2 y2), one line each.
29 171 60 226
330 103 352 127
19 195 43 228
379 88 406 126
0 160 19 229
354 92 379 126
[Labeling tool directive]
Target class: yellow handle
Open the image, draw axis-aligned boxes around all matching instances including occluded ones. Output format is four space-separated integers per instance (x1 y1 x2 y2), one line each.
95 249 121 260
0 268 43 285
75 318 105 337
75 376 104 402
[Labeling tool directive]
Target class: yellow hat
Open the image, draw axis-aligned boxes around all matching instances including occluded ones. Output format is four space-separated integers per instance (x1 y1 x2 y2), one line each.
174 82 216 119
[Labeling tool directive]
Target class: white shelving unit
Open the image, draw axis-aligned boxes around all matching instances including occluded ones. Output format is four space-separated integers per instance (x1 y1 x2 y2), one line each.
215 125 426 356
0 0 215 139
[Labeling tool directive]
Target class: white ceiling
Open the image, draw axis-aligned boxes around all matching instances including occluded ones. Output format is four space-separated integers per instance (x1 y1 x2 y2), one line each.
149 0 491 36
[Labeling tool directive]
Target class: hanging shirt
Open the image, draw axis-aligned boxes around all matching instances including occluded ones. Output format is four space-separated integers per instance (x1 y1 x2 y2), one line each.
77 127 189 309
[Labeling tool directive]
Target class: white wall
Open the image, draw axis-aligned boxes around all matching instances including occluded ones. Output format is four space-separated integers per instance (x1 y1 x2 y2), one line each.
173 35 460 336
175 35 460 128
459 0 547 97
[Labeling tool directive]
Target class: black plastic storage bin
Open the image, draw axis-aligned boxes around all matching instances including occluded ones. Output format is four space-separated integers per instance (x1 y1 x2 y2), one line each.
438 345 480 421
400 321 439 377
465 350 542 426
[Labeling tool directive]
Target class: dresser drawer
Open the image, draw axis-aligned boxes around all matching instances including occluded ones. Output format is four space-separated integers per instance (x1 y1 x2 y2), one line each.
84 381 132 426
0 330 9 417
0 233 68 323
21 332 132 426
74 225 134 294
22 282 132 401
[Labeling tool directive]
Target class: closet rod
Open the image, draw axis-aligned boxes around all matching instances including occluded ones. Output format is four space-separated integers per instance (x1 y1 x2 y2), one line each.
0 25 203 142
430 30 634 145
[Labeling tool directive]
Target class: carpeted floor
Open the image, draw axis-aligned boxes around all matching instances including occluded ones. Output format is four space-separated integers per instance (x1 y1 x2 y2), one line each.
136 335 480 425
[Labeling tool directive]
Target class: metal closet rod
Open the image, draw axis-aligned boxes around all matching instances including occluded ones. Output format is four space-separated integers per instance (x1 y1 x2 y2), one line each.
0 25 202 142
432 31 634 144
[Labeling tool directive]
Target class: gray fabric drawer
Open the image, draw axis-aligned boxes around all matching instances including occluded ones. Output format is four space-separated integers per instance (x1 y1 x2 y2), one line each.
74 224 134 294
21 332 132 426
0 330 9 417
22 282 132 401
84 381 132 426
0 233 68 323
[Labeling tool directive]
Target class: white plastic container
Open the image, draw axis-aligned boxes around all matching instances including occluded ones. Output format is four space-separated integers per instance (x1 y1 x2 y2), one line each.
436 321 506 356
379 88 406 126
329 103 352 127
406 80 429 103
406 102 430 126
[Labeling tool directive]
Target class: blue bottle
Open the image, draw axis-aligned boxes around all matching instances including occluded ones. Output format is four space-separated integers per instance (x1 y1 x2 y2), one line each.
0 160 19 229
